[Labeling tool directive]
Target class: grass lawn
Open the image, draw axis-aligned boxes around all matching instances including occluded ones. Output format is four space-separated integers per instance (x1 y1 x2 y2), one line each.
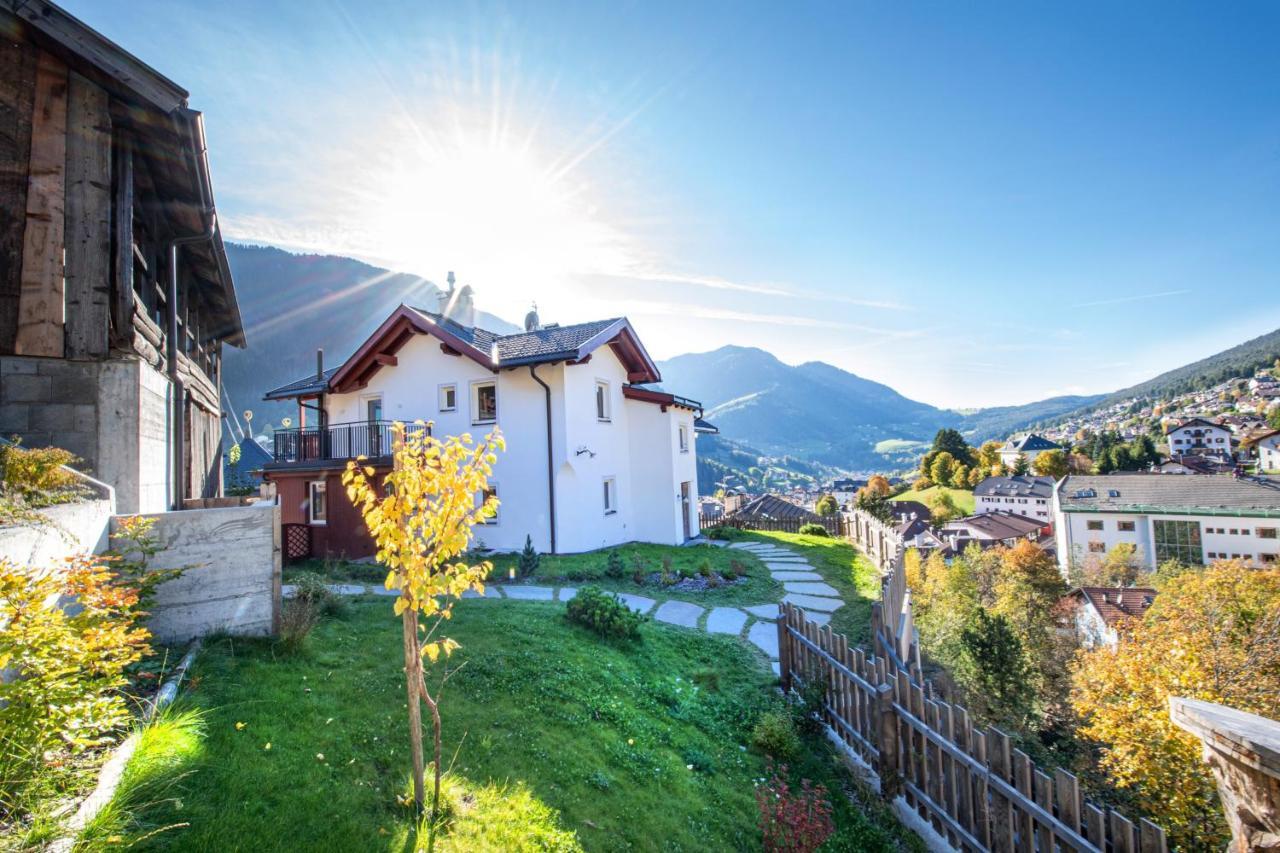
890 485 975 515
85 598 919 852
707 530 881 644
289 542 782 609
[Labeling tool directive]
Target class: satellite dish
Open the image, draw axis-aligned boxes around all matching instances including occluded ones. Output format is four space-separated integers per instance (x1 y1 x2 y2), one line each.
243 410 254 422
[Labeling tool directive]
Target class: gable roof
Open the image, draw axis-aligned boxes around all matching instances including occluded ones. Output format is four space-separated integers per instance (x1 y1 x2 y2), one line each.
1165 417 1226 434
1005 434 1061 453
974 475 1056 499
264 305 662 399
730 494 822 523
940 510 1046 541
1070 587 1157 628
1058 474 1280 516
889 500 931 523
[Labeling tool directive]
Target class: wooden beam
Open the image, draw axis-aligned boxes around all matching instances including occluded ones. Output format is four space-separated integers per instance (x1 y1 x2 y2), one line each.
0 35 36 353
64 72 111 359
15 50 68 357
112 137 133 346
373 352 397 366
440 343 461 357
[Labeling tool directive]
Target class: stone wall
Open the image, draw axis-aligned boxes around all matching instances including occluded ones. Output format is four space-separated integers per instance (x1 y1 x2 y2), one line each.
1 356 102 466
122 503 281 643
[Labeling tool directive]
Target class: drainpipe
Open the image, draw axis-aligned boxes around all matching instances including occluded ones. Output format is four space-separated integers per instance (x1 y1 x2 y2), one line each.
529 364 556 554
166 111 217 509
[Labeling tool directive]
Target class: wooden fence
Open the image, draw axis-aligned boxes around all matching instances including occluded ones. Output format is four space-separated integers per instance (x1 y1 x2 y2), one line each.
777 602 1167 851
699 513 846 536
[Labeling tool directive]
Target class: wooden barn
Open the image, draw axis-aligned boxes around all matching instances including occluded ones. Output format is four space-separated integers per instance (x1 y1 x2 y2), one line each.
0 0 243 512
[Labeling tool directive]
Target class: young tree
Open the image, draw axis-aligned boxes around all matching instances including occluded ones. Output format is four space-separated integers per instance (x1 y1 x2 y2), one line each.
1010 452 1030 476
976 440 1003 474
865 474 891 497
949 463 970 490
929 451 957 488
958 609 1035 726
518 534 540 578
1031 448 1068 479
815 494 839 516
966 466 986 488
931 428 975 465
343 422 504 831
926 489 961 524
1071 563 1280 849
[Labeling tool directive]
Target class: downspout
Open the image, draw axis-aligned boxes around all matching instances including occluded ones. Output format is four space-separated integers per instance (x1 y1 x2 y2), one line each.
529 365 556 554
167 111 217 509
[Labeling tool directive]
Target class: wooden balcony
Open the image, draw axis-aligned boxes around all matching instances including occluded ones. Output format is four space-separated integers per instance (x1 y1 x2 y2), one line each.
267 420 430 469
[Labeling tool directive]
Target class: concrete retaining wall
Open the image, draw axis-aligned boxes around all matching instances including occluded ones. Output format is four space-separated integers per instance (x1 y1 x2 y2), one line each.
0 498 114 567
123 503 281 643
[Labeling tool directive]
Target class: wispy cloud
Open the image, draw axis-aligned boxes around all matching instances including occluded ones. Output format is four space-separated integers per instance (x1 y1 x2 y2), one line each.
1072 289 1189 308
608 270 911 310
610 297 918 335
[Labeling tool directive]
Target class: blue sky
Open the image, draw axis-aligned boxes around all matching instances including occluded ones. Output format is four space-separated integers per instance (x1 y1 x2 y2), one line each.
67 0 1280 407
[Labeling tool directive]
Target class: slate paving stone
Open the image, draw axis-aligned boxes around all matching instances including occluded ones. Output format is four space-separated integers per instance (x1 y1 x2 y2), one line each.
782 593 844 612
461 586 504 599
653 600 704 628
764 561 813 572
802 610 832 627
615 593 657 614
744 604 781 620
705 607 748 635
747 621 780 659
769 570 822 582
557 587 578 601
503 585 555 601
782 581 840 597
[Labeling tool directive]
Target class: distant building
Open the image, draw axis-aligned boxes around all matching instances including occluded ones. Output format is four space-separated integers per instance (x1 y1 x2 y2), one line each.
939 510 1050 547
1152 455 1236 476
1068 587 1157 649
999 434 1062 470
1254 430 1280 473
1053 474 1280 574
888 500 931 524
974 475 1054 520
1165 417 1233 458
729 494 824 525
830 477 865 507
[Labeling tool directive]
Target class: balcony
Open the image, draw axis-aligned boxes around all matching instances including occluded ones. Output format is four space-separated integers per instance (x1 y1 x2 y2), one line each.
268 420 430 468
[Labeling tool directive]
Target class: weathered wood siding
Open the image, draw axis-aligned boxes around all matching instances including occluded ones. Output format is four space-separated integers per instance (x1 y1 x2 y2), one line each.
0 32 36 352
125 503 282 643
63 71 111 359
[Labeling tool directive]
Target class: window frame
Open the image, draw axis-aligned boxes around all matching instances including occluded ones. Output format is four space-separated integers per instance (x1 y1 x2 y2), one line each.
678 423 689 453
603 476 618 516
1258 527 1278 540
308 480 327 526
595 379 611 422
438 383 457 413
479 484 499 524
1117 520 1136 532
471 379 498 425
1086 519 1104 531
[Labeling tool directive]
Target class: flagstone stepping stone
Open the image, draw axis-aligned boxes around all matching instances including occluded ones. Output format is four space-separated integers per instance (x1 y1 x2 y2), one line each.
461 586 504 599
370 586 399 596
744 604 780 620
556 587 578 601
728 542 761 550
783 581 840 597
770 570 822 582
503 585 555 601
615 593 656 614
653 600 704 628
765 562 813 572
747 621 780 659
705 607 748 635
783 593 844 612
802 610 832 627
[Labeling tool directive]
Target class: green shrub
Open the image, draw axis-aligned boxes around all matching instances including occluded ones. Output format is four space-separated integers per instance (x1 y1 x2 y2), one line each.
290 571 346 617
682 746 715 774
697 558 713 578
565 585 644 641
0 441 88 524
604 550 626 580
797 523 830 537
517 535 540 578
278 597 322 655
794 675 830 736
730 558 748 578
751 709 800 759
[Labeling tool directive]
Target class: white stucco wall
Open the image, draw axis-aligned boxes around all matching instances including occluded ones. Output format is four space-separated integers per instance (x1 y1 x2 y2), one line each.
1166 424 1232 456
1259 435 1280 472
976 494 1051 519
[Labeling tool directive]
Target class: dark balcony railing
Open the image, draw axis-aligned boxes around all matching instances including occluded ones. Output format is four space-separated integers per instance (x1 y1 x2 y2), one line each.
270 420 430 465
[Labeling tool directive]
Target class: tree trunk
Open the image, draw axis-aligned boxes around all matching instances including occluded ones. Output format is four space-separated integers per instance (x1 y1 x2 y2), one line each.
402 609 426 814
422 685 443 853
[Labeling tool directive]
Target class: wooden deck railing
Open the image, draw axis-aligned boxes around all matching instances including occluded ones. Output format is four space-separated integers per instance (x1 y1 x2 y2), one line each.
777 604 1166 852
698 513 846 536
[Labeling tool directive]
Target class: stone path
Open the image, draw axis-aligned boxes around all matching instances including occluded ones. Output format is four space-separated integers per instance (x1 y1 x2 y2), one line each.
283 539 847 677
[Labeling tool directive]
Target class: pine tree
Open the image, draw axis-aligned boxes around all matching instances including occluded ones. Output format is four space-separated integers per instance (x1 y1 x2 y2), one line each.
518 534 540 578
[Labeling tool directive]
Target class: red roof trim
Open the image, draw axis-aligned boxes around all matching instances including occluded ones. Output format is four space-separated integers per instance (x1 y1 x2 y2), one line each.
329 305 492 393
622 385 699 412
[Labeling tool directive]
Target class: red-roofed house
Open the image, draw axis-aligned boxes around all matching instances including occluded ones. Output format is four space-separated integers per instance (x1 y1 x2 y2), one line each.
1068 586 1157 648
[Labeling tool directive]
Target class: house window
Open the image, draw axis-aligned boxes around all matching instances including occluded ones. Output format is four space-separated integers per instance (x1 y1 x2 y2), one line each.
678 424 689 453
595 380 611 421
1087 520 1104 531
1088 541 1105 553
1258 528 1277 540
479 485 498 524
1153 519 1203 565
1229 529 1239 536
1118 521 1136 532
603 477 617 515
472 381 497 423
1261 553 1278 564
439 384 457 412
308 480 327 525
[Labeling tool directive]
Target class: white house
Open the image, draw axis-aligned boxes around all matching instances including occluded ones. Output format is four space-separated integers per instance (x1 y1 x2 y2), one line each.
1067 587 1157 649
1256 430 1280 473
998 434 1061 470
262 301 708 556
1052 474 1280 576
973 475 1055 520
1164 417 1234 458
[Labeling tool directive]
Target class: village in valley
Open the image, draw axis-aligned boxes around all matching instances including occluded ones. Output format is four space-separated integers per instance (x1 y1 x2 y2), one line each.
2 2 1279 852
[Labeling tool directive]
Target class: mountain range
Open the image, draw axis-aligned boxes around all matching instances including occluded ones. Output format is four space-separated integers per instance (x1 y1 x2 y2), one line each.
220 243 1280 481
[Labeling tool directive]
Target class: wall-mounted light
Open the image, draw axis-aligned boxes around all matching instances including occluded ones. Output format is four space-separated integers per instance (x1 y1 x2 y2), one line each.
575 446 596 458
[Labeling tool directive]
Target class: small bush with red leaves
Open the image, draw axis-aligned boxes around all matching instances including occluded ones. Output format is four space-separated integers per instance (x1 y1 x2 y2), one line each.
755 761 835 853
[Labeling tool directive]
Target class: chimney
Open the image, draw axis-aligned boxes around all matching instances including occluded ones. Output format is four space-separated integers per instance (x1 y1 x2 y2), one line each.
316 348 324 381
